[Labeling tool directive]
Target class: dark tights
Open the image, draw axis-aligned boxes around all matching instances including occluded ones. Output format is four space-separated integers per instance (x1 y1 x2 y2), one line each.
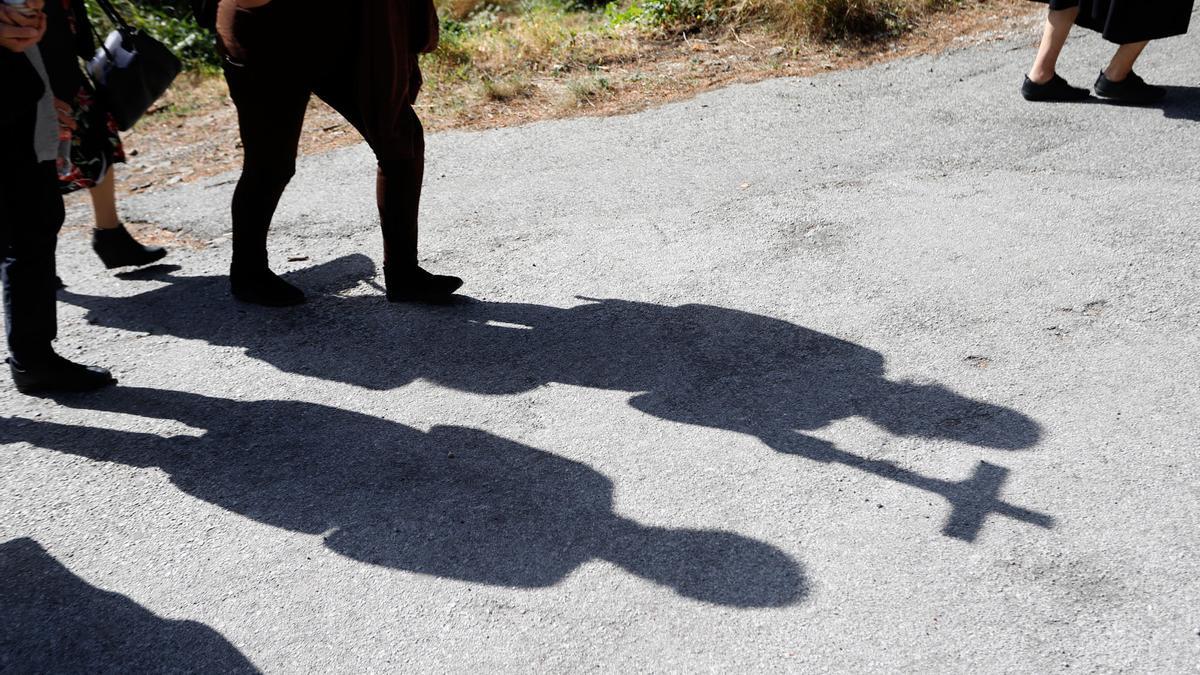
223 52 426 274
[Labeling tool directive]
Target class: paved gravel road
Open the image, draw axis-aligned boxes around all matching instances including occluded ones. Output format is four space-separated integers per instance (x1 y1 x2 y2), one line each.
4 13 1200 672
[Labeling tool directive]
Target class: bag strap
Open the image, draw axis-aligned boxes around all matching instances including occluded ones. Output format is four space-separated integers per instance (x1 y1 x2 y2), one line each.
87 19 110 57
92 0 134 33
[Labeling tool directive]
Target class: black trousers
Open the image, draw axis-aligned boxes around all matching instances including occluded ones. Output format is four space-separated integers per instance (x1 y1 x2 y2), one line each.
0 161 63 365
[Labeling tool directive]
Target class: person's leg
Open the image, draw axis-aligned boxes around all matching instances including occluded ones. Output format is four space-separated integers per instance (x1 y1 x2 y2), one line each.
2 162 114 393
88 169 167 269
88 168 120 230
310 67 421 267
376 158 421 270
373 106 425 271
223 59 310 306
1104 41 1149 81
315 66 461 302
1022 4 1092 102
1029 6 1080 84
2 162 61 366
1094 41 1165 103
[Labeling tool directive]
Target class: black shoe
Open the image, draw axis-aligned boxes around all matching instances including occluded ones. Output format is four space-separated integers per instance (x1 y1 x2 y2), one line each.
92 225 168 269
1021 74 1091 102
1094 71 1166 104
8 355 116 395
384 265 463 303
230 267 306 307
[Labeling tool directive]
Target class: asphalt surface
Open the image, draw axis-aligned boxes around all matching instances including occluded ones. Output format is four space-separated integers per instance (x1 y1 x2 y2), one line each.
4 14 1200 672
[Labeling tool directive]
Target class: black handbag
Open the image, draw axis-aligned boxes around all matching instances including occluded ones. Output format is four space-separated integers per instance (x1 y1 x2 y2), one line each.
89 0 183 131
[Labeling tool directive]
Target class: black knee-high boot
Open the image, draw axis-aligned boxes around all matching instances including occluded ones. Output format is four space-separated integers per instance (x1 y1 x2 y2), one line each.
377 159 461 302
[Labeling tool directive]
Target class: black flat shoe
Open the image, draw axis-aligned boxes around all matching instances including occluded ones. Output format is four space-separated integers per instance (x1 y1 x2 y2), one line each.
8 355 116 395
1094 71 1166 104
1021 74 1091 102
384 265 463 303
93 224 168 269
230 267 306 307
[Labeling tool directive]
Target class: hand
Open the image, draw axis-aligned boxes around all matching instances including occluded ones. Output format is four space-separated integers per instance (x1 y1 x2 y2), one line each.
0 5 46 53
54 98 77 133
0 0 45 27
236 0 273 7
2 0 44 17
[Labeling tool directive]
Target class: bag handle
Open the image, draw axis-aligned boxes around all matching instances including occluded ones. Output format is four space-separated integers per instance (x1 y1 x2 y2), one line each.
92 0 134 33
87 18 110 57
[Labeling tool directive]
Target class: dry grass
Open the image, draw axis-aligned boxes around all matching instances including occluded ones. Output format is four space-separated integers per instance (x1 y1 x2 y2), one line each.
733 0 971 40
598 0 979 40
481 74 537 101
421 0 994 116
560 74 615 109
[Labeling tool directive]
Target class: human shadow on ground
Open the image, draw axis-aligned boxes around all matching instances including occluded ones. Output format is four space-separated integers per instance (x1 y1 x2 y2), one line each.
0 537 258 672
1 389 805 608
61 254 1051 542
1159 85 1200 122
1027 86 1200 122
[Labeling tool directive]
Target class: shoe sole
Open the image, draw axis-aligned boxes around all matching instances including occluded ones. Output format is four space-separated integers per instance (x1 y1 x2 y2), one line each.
386 280 465 304
1021 91 1092 102
1094 94 1166 106
97 249 169 270
231 290 308 307
13 377 117 396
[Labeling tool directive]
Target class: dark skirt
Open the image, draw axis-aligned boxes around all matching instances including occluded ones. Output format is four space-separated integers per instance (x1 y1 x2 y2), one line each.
1032 0 1195 44
40 0 125 193
58 85 126 193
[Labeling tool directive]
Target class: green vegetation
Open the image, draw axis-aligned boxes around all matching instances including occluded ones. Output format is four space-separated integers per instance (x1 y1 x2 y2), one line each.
84 0 220 72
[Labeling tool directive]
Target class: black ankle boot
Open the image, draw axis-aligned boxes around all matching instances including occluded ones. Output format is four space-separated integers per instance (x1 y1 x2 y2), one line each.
384 264 462 303
230 267 306 307
8 354 116 395
92 225 168 269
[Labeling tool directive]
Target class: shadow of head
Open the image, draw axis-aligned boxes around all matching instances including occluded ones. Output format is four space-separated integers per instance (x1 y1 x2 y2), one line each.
856 380 1041 450
0 538 255 672
598 525 806 607
7 391 805 609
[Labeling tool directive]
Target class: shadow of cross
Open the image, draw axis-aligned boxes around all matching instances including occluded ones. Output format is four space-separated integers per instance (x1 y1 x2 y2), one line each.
765 431 1054 542
941 462 1053 541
